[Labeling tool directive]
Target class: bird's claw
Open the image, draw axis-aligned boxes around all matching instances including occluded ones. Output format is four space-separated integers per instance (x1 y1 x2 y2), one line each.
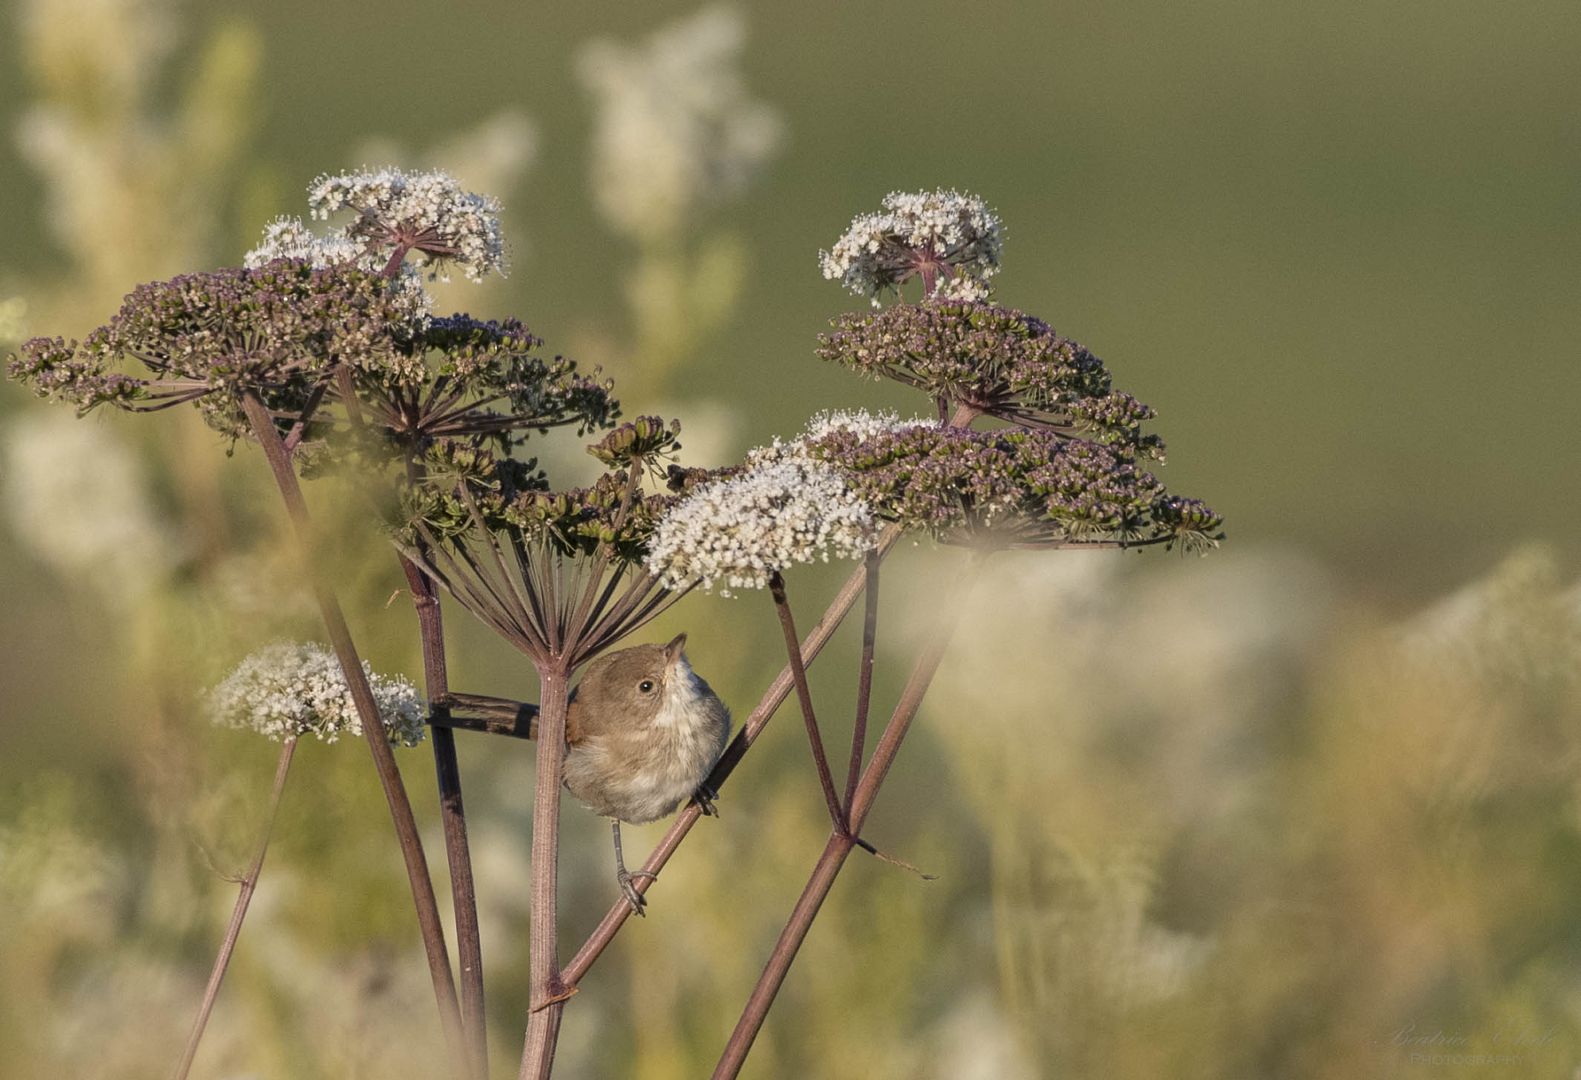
693 781 720 817
617 868 658 916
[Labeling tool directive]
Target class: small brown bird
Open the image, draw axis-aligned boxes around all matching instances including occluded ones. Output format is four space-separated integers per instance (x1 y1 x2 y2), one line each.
564 633 731 913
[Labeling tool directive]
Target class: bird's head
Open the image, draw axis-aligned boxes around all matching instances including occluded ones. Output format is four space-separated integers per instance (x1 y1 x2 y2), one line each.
574 633 705 725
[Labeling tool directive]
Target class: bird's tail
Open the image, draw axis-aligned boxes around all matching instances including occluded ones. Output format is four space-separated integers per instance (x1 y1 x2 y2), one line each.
430 692 539 740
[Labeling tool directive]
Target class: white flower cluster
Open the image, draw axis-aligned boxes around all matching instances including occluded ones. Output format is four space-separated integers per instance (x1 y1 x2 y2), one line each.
819 189 1003 304
646 456 877 594
207 642 426 746
731 409 930 472
577 4 784 242
307 167 506 283
248 215 362 266
796 408 932 445
245 214 433 322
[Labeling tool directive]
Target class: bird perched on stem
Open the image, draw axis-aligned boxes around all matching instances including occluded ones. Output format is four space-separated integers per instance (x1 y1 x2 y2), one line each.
563 633 731 913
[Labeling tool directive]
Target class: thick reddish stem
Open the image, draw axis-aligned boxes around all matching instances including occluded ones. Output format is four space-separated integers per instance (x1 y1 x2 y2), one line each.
517 667 572 1080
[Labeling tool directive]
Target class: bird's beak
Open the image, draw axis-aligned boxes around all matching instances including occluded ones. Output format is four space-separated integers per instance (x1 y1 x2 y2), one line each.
664 632 688 667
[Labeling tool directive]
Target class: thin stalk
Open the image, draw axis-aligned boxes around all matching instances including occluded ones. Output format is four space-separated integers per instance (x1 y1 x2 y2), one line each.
768 572 843 829
518 667 572 1080
173 737 297 1080
400 553 489 1080
239 392 468 1079
843 550 881 825
712 572 975 1080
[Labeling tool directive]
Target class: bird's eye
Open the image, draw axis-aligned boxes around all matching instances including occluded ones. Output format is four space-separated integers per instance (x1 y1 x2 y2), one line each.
638 679 655 693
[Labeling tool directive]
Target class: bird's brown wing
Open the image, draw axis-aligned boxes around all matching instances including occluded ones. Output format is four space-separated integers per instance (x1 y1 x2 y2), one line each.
566 694 584 745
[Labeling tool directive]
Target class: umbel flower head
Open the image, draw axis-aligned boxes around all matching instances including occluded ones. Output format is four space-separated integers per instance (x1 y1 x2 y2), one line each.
805 417 1222 552
302 312 617 484
817 300 1164 457
6 256 614 465
819 189 1003 304
7 261 412 437
207 642 426 746
646 449 878 594
305 167 507 284
245 167 508 326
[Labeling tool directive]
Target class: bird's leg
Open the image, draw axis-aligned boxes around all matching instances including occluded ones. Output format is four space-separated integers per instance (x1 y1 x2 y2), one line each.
611 819 658 916
692 780 720 817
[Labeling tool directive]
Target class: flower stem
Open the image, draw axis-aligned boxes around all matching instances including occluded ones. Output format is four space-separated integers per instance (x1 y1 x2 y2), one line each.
843 550 881 826
518 666 573 1080
172 736 297 1080
712 572 974 1080
400 553 489 1080
239 392 468 1080
769 571 844 829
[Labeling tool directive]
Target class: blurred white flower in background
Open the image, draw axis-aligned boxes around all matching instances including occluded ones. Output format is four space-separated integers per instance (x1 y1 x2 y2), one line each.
648 396 743 471
14 0 259 307
2 410 178 604
577 4 784 245
1399 544 1581 681
911 547 1332 1056
924 989 1038 1080
0 296 29 345
0 785 124 937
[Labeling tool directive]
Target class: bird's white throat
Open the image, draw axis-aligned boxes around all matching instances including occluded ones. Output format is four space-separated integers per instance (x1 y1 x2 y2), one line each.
652 657 709 731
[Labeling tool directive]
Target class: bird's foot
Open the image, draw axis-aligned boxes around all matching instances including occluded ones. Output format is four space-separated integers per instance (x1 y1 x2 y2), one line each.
692 780 720 817
617 867 659 916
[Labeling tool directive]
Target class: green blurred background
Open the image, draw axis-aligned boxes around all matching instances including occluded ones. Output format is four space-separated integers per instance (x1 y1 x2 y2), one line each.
1 1 1578 1077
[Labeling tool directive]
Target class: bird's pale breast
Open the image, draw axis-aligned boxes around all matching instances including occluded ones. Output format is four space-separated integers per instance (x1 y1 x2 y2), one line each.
563 676 729 824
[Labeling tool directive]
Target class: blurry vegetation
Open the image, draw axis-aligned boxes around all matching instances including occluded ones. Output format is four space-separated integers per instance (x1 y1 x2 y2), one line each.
1 0 1579 1078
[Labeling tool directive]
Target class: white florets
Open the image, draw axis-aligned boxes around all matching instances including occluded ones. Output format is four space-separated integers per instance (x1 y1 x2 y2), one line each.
307 168 506 284
819 189 1003 304
245 215 360 266
577 4 784 242
795 408 932 445
646 456 877 595
736 409 930 470
207 642 426 746
933 273 993 303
